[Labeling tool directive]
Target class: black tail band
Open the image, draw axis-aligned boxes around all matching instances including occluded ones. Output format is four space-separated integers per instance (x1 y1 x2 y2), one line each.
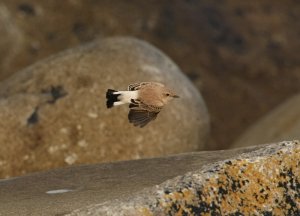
106 89 120 108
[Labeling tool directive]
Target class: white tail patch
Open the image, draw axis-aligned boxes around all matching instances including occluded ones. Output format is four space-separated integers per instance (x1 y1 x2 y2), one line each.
114 91 139 104
113 101 127 106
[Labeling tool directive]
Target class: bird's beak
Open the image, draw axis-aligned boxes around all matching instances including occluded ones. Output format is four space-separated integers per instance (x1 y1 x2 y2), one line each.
173 95 180 98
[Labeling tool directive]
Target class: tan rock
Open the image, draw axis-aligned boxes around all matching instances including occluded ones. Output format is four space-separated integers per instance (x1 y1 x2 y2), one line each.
0 37 209 178
2 0 300 150
0 141 298 215
232 94 300 148
0 2 25 79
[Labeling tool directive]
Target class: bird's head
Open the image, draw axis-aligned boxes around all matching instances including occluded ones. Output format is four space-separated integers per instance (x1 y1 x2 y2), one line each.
161 87 179 104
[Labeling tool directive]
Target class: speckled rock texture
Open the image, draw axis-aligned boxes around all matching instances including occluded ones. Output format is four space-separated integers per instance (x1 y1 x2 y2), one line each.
1 1 300 150
0 37 209 178
0 141 298 216
233 94 300 148
69 140 300 216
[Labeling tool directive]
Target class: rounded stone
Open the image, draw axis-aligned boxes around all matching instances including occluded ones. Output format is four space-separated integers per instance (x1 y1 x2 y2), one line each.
0 37 209 178
232 94 300 148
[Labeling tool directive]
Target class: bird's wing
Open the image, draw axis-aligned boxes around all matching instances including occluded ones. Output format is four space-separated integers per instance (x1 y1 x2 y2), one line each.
128 99 161 127
128 109 159 128
128 82 164 91
128 82 151 91
129 99 162 113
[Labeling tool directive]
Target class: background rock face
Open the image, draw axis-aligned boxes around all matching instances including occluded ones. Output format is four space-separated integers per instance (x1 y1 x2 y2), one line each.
233 94 300 148
0 141 298 215
0 0 300 149
0 37 209 178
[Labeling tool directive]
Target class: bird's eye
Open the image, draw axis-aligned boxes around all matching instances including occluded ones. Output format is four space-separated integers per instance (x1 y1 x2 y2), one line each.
165 93 170 96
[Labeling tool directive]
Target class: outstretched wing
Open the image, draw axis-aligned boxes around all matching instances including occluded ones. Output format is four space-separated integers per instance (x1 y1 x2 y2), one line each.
127 83 164 127
128 109 159 128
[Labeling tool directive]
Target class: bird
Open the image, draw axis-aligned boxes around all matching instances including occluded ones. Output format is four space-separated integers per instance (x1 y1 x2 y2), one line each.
106 82 179 128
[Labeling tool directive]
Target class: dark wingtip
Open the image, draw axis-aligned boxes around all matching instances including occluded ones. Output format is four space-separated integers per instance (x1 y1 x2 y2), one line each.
128 109 159 128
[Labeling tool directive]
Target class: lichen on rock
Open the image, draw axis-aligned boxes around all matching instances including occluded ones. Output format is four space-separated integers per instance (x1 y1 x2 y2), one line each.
70 140 299 216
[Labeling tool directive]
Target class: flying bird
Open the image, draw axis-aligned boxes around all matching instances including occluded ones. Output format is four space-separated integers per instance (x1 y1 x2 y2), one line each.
106 82 179 127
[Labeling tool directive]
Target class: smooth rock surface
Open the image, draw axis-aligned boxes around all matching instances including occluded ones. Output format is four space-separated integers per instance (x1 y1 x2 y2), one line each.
232 94 300 148
0 37 209 178
0 141 298 215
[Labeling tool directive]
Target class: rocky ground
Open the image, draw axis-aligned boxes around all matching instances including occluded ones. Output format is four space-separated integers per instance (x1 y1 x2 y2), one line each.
0 37 209 178
0 1 300 215
1 0 300 151
0 141 298 215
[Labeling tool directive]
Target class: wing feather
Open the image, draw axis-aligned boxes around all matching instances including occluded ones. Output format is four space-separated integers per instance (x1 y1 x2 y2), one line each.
128 82 151 91
128 82 164 91
128 109 159 128
127 83 163 127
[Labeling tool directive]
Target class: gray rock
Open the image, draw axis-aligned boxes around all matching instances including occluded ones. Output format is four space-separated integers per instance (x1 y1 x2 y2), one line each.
0 37 209 178
67 140 300 216
0 140 298 215
232 94 300 148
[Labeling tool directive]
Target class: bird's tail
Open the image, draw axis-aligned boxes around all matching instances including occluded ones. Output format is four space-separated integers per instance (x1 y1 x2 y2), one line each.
106 89 121 108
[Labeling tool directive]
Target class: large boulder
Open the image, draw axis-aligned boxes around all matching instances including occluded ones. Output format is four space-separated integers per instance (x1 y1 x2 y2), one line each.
0 37 209 178
232 94 300 148
1 0 300 150
0 140 298 215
